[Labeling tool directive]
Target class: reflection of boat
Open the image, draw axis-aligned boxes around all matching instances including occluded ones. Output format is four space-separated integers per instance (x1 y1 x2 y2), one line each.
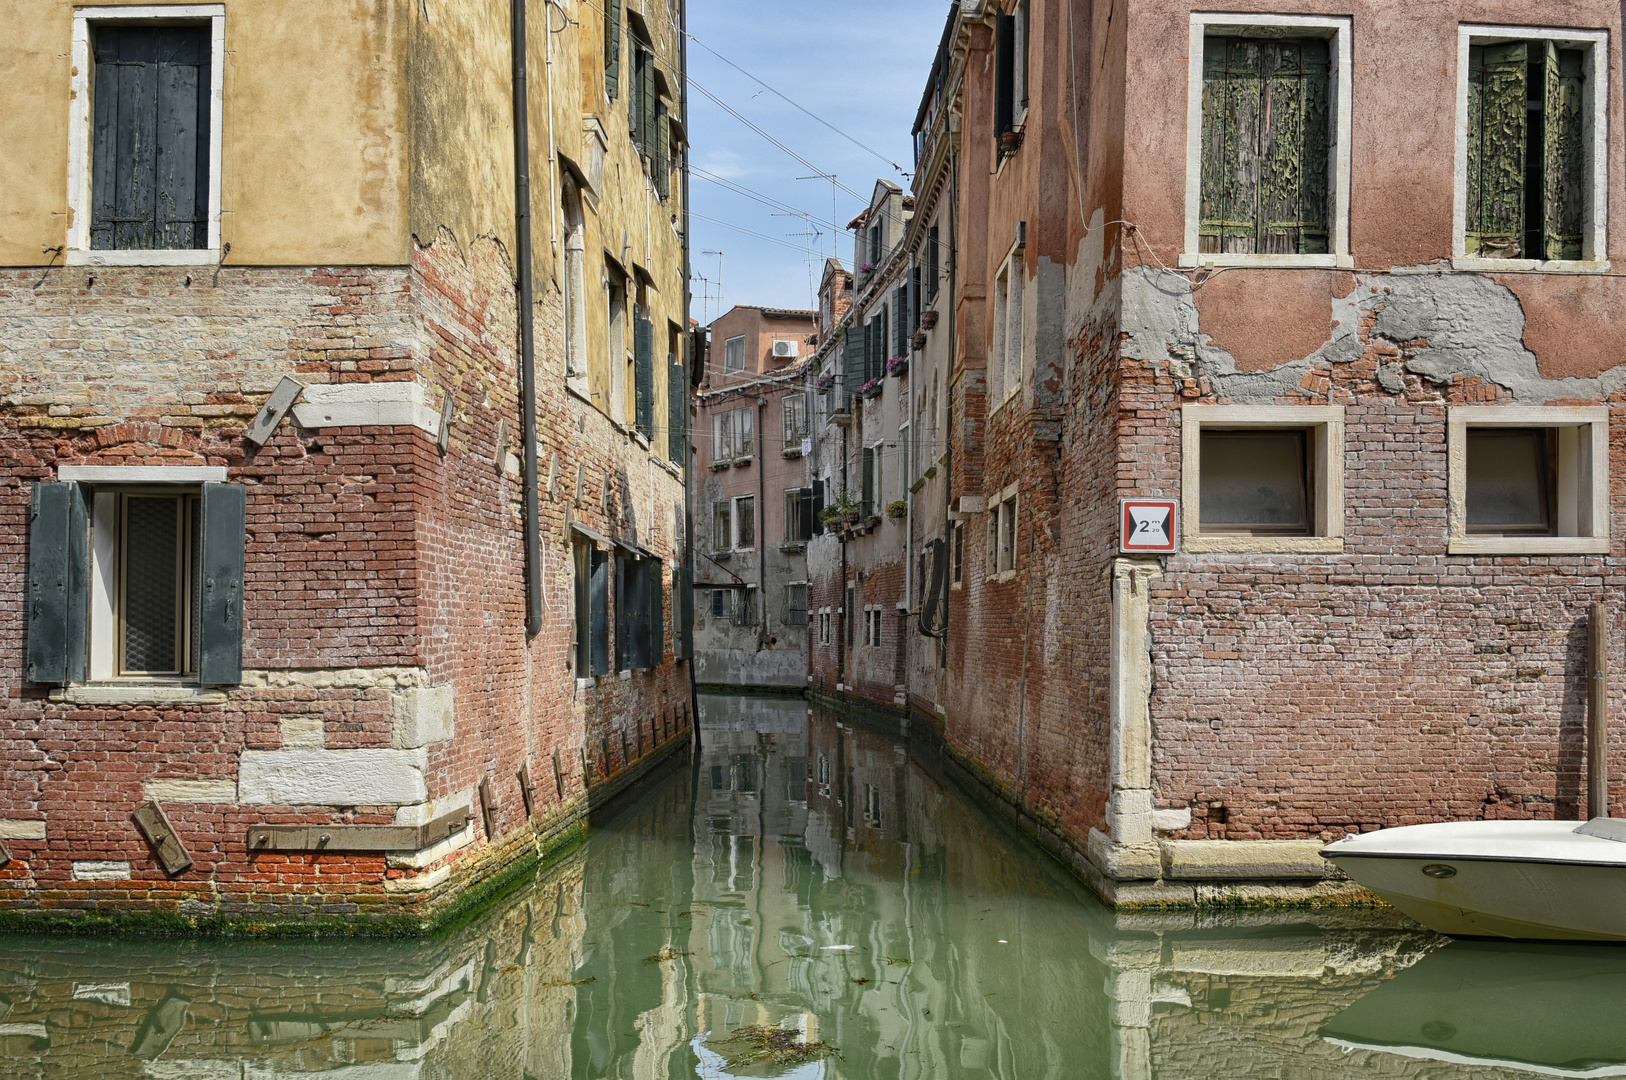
1321 819 1626 940
1321 939 1626 1077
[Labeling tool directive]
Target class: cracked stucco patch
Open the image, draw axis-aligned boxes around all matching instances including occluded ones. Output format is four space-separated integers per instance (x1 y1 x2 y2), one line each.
1120 265 1626 403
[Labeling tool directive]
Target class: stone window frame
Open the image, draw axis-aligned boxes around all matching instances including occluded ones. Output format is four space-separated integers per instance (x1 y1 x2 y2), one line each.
1447 405 1609 555
988 235 1026 413
1179 13 1354 271
984 482 1020 581
1180 404 1345 554
1451 24 1611 273
67 5 227 267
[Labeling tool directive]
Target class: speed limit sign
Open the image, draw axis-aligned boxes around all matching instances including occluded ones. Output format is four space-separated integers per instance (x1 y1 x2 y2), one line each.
1119 499 1178 554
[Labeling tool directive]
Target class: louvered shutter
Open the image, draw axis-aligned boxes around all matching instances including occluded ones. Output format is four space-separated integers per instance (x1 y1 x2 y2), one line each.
650 559 664 665
614 555 628 671
635 313 654 438
843 325 867 393
861 447 875 518
668 357 686 462
798 487 814 540
876 307 889 380
995 13 1015 135
27 482 89 684
1543 43 1586 261
655 103 671 199
91 26 210 251
1466 43 1528 258
197 482 245 684
811 479 825 536
590 549 611 675
894 288 908 353
604 0 622 100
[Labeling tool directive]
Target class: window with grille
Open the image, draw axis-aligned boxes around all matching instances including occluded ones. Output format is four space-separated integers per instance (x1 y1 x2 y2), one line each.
115 492 200 676
787 584 809 626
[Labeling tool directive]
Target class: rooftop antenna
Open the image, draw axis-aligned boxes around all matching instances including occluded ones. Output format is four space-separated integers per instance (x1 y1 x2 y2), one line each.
785 225 823 313
796 174 838 261
701 250 724 322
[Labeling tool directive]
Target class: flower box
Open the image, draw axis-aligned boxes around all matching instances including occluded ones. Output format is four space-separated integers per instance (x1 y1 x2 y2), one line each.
887 356 909 378
859 375 883 397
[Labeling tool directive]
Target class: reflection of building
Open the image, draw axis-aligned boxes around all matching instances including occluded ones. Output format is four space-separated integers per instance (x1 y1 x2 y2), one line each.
694 307 821 688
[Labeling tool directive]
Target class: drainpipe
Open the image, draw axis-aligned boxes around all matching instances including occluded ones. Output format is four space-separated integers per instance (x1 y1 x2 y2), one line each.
680 0 699 753
756 395 767 649
942 137 958 675
512 0 543 637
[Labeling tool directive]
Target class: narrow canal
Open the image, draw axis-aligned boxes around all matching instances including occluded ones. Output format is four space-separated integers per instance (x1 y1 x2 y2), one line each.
5 693 1626 1079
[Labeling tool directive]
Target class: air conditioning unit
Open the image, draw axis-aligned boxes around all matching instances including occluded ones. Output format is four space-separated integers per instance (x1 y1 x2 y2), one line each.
772 340 799 360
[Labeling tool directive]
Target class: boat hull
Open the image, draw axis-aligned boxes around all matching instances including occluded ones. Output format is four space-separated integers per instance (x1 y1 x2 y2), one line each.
1330 853 1626 941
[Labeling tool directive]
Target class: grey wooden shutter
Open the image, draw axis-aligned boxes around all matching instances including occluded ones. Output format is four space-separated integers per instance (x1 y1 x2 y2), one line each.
894 288 908 353
995 13 1015 136
614 556 628 671
843 325 867 393
197 482 245 685
1543 43 1586 261
861 447 875 517
91 25 210 251
668 357 686 461
927 226 940 301
590 549 610 675
27 482 89 684
798 487 814 540
650 559 664 665
811 479 825 536
876 307 889 378
635 314 654 438
1466 42 1528 258
604 0 622 100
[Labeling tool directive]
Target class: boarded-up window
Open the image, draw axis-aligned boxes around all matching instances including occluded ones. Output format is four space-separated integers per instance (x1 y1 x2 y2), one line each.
1467 41 1586 260
91 24 211 251
1199 429 1312 535
1200 37 1330 256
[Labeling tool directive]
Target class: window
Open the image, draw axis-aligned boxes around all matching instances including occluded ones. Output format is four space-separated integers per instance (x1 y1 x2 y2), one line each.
783 395 808 447
668 338 687 464
990 246 1024 407
614 555 662 671
926 225 941 302
845 586 855 648
732 495 756 551
994 0 1030 155
787 584 809 626
860 445 882 518
818 610 831 646
1181 405 1345 554
633 304 655 440
603 0 622 99
574 538 611 677
631 45 655 157
712 406 753 461
952 522 964 585
868 221 884 266
562 180 588 384
1456 27 1607 267
785 488 813 542
724 335 746 372
1448 406 1608 554
1181 15 1352 268
710 588 732 619
28 472 245 687
734 586 759 627
998 494 1017 574
69 8 225 264
607 267 628 423
866 608 883 648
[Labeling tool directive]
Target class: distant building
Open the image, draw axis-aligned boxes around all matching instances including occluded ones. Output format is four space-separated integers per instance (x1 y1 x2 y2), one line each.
692 304 819 688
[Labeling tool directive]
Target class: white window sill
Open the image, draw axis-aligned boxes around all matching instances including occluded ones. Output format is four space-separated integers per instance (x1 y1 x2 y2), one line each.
1178 253 1353 270
1448 536 1609 556
988 569 1018 583
50 683 229 706
566 378 592 406
1451 257 1612 274
66 249 221 267
1185 536 1345 555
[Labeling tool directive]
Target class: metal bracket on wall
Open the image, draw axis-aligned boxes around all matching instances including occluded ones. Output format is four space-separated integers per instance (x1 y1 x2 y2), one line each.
132 801 194 875
517 761 536 818
478 777 499 840
246 807 470 854
243 376 305 447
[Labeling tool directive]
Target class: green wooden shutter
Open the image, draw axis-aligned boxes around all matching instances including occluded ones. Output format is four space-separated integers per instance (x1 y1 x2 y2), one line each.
861 447 875 517
604 0 622 100
1466 42 1528 257
640 51 657 156
649 559 664 665
667 357 686 462
1544 43 1586 261
1259 39 1329 254
1201 38 1262 254
197 482 245 685
843 325 867 393
635 314 654 438
876 307 889 379
655 103 671 199
590 548 610 675
27 482 88 684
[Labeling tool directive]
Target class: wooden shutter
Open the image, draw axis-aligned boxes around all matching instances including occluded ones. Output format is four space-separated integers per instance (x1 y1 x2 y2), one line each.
1259 39 1329 254
573 541 591 672
995 12 1015 136
641 52 657 156
635 313 654 438
812 479 826 536
877 307 889 378
1543 43 1586 261
655 103 671 199
927 226 940 301
614 555 628 671
668 357 686 462
798 487 814 540
91 25 210 251
843 325 867 393
590 549 610 675
604 0 622 99
649 559 664 666
197 482 245 684
861 447 875 517
27 482 89 684
1466 42 1528 258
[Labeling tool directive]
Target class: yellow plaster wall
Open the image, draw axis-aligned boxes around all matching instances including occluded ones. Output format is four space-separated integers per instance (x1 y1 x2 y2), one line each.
0 0 411 266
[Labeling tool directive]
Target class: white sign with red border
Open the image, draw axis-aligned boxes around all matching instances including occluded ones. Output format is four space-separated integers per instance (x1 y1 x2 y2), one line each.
1119 499 1178 553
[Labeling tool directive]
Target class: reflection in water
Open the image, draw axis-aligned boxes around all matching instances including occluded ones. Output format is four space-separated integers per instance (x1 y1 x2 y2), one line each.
3 693 1615 1078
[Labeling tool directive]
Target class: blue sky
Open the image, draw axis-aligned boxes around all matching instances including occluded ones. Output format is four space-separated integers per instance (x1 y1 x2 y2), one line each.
686 0 950 319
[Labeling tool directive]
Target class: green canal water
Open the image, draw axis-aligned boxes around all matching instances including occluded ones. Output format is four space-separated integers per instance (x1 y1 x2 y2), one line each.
4 692 1626 1079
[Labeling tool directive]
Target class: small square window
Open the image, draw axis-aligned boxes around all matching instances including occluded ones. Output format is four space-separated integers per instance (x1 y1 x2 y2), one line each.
1182 405 1345 554
1449 407 1608 554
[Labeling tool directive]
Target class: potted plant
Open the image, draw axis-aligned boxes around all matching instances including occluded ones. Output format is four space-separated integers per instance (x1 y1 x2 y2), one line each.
859 375 883 397
820 484 859 529
911 330 926 352
922 310 939 330
886 499 908 521
887 355 909 378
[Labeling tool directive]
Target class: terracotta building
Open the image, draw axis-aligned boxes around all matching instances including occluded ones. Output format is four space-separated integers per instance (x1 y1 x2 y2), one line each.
813 0 1626 906
0 0 693 929
692 304 818 688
